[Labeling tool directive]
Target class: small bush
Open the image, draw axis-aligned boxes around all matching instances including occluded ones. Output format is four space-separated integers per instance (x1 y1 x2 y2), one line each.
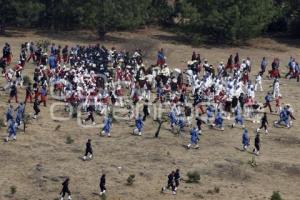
193 192 204 199
127 174 135 185
207 189 214 194
207 186 220 195
10 185 17 195
23 75 32 86
54 125 61 131
0 118 5 129
271 191 282 200
65 136 74 144
23 114 31 125
36 40 51 52
72 112 77 118
100 194 107 200
214 186 220 193
186 171 201 183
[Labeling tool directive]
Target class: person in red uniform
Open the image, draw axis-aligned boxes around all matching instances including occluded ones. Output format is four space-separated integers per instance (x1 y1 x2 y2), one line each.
40 85 47 107
2 43 12 66
25 83 33 104
9 81 18 103
62 45 69 64
157 48 165 67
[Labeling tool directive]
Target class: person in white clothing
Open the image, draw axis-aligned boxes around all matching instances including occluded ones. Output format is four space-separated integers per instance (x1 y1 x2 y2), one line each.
273 79 281 98
254 73 263 91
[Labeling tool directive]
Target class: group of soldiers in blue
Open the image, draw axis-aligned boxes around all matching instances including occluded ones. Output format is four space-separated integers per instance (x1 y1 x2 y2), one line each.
242 128 261 155
4 103 25 142
274 104 295 128
165 100 296 152
168 110 186 134
231 107 245 128
98 113 144 137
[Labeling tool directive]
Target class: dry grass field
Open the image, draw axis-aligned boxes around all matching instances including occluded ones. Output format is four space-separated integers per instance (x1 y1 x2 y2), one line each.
0 28 300 200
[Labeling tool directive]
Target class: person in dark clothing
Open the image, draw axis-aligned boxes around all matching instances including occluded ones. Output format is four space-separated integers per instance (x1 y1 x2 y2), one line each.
154 118 164 138
9 82 18 103
82 106 95 125
253 133 261 156
162 171 176 195
100 174 106 196
234 52 239 65
83 139 93 160
60 178 71 200
110 91 116 105
191 51 197 61
174 169 181 191
62 45 69 63
231 96 238 110
239 93 245 112
196 54 201 64
196 116 205 131
0 57 6 74
263 93 273 113
3 43 12 65
25 83 33 104
33 98 40 119
142 100 150 121
226 55 233 72
257 112 268 134
260 57 268 76
185 105 192 126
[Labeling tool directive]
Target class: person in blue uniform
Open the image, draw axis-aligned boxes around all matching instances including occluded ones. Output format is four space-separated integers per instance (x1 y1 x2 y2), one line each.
134 115 144 136
232 107 244 128
15 102 25 127
213 109 224 130
242 129 250 151
187 127 200 149
101 115 112 137
5 118 17 142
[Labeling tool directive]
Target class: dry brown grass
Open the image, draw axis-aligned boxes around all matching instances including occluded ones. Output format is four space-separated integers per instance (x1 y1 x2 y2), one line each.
0 28 300 200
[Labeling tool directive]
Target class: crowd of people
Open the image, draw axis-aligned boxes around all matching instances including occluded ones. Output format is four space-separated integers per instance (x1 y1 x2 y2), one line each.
1 41 298 199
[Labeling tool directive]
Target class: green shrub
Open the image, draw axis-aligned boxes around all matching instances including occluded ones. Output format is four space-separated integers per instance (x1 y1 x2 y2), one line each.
127 174 135 185
55 125 61 131
187 171 201 183
100 194 107 200
0 118 5 129
23 114 31 125
23 75 32 86
65 136 74 144
72 111 77 118
10 185 16 195
207 186 220 195
36 40 51 52
214 186 220 193
271 191 282 200
207 189 214 194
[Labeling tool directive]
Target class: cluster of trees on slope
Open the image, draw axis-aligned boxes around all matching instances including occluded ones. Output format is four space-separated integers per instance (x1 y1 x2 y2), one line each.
0 0 299 42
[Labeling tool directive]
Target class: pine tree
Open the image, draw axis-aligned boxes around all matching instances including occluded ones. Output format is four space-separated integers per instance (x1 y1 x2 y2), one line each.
0 0 16 34
180 0 276 43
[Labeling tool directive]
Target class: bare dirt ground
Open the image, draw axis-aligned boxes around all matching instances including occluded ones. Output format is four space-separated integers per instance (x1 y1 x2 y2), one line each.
0 28 300 200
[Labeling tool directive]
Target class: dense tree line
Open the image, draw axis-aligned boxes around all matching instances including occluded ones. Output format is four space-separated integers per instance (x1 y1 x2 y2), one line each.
0 0 299 42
